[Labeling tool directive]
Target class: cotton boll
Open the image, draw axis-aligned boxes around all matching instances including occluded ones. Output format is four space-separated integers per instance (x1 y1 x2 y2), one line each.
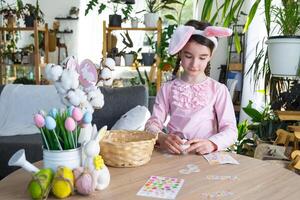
104 58 116 69
74 88 87 104
45 63 55 80
103 79 113 87
81 100 94 113
61 95 72 106
54 82 67 94
100 68 112 79
45 64 63 81
84 85 97 93
67 90 81 106
61 69 79 90
89 89 104 109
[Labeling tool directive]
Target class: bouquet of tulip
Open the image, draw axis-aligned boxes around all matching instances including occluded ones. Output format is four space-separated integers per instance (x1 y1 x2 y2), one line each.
34 106 92 150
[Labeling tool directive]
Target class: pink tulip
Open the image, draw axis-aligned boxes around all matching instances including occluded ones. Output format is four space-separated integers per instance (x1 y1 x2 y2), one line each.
65 117 76 132
34 114 45 128
72 107 83 122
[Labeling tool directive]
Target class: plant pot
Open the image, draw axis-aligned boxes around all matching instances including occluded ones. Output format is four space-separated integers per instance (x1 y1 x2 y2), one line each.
43 147 82 171
109 14 122 27
24 15 35 27
124 53 135 66
144 13 159 28
266 36 300 76
131 18 139 28
49 31 57 52
114 56 121 66
142 52 155 66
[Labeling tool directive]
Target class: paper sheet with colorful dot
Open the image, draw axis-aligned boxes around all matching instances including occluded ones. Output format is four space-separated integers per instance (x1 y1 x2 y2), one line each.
136 176 184 199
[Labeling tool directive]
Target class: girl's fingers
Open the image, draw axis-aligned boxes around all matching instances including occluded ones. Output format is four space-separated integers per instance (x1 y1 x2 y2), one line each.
165 140 181 154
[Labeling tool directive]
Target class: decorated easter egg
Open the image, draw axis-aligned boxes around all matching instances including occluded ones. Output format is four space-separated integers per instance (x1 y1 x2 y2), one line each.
28 168 54 199
82 112 92 124
67 106 74 116
73 167 94 195
49 108 58 118
52 166 74 199
65 117 76 132
34 114 45 128
72 107 83 122
78 59 97 87
45 116 56 130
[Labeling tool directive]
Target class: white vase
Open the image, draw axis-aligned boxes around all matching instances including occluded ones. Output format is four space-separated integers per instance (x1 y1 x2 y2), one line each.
144 13 159 28
131 18 139 28
114 56 121 66
43 147 82 171
266 36 300 76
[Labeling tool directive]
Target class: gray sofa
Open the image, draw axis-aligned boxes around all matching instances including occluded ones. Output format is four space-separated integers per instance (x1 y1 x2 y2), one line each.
0 85 148 180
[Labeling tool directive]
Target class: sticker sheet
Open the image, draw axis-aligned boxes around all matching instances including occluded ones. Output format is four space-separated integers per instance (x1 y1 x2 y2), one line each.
137 176 184 199
203 152 239 165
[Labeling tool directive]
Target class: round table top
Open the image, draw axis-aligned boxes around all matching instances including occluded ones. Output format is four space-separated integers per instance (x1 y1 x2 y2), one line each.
1 150 300 199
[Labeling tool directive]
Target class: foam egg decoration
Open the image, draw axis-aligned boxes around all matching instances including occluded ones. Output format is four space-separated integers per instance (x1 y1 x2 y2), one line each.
52 166 74 199
72 107 83 122
82 112 92 124
73 167 94 195
45 116 56 130
65 117 76 132
49 108 58 118
67 106 74 116
34 114 45 128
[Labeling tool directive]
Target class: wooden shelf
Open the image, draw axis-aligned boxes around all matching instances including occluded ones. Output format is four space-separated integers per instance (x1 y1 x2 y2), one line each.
55 17 79 20
0 26 47 32
228 63 243 71
276 111 300 121
57 30 73 34
107 27 158 31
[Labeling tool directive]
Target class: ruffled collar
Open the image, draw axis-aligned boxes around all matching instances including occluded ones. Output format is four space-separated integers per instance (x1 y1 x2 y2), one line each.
171 78 210 109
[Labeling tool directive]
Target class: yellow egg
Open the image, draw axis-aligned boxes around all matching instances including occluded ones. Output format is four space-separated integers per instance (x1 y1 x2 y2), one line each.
52 166 74 199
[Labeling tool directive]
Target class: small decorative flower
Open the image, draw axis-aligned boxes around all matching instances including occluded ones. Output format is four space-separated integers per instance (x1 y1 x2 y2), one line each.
65 117 76 132
72 107 83 122
45 116 56 130
34 114 45 128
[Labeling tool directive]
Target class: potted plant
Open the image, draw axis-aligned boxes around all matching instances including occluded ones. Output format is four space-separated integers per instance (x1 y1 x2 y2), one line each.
139 0 181 28
271 81 300 111
23 0 44 27
242 100 287 143
266 0 300 76
85 0 133 27
142 34 156 66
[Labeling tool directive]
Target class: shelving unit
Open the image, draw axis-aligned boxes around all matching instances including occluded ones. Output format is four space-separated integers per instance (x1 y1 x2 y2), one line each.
226 24 246 116
102 20 163 91
0 21 49 84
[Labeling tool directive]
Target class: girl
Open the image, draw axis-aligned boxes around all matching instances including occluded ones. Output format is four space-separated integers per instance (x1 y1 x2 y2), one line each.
145 20 237 155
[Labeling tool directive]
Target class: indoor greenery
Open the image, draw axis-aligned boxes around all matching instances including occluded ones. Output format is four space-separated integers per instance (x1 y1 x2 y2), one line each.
242 100 287 142
142 0 182 13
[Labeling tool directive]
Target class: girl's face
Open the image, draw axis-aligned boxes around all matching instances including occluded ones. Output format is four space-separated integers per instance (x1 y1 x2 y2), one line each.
179 40 212 77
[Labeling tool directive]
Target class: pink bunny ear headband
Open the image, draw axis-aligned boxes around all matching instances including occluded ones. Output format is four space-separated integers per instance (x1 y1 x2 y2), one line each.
168 25 233 55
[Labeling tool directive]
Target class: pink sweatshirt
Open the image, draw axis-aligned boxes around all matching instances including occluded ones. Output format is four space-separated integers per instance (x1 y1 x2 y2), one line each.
145 77 237 150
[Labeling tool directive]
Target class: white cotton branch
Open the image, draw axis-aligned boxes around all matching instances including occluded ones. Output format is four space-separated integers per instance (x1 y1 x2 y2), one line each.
54 82 67 94
81 100 94 113
61 69 79 90
88 89 104 109
67 90 81 106
45 64 63 81
100 68 112 79
104 57 116 69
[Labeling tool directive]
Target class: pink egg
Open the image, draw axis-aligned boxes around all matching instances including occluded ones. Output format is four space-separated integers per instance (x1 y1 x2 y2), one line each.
72 107 83 122
34 114 45 128
65 117 76 131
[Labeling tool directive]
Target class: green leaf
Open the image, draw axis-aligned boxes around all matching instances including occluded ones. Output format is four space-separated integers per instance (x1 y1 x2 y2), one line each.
243 0 260 33
222 0 231 19
264 0 271 35
201 0 214 21
85 0 99 16
164 14 177 23
242 101 263 122
223 0 243 27
234 31 241 54
98 4 107 15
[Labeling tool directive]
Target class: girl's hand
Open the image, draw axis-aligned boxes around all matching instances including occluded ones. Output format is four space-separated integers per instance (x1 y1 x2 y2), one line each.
185 139 217 155
158 133 184 154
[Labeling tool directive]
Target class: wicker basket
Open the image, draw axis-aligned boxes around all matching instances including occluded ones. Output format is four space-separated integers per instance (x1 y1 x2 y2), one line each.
100 130 157 167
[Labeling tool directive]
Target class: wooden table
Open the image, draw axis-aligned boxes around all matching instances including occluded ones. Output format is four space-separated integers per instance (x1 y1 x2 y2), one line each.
1 150 300 199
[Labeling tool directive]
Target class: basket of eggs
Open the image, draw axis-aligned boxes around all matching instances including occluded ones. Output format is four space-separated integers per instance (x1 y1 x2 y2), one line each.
100 130 158 167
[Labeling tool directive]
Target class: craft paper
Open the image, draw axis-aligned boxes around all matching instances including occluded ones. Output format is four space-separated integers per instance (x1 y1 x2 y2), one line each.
203 152 239 165
137 176 184 199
